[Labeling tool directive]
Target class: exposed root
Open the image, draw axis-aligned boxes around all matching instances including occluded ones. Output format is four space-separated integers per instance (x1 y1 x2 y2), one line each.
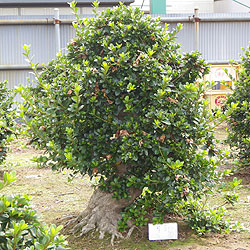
64 188 141 245
126 225 136 239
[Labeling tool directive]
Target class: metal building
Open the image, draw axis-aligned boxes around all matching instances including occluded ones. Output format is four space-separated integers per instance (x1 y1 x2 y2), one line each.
0 7 250 104
0 0 134 15
131 0 250 13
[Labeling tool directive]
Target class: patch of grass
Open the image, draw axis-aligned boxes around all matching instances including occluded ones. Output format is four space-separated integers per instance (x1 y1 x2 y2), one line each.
66 229 201 250
1 150 203 250
3 151 93 226
3 129 250 250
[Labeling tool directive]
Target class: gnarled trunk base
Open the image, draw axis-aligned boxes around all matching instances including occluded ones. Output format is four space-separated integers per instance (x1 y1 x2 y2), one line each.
65 188 141 245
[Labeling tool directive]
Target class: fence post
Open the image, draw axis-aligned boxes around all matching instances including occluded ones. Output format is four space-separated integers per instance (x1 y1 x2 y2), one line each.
194 7 200 51
54 8 61 54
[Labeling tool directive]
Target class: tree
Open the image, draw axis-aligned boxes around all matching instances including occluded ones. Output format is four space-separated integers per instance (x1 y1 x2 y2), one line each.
17 2 218 243
226 44 250 167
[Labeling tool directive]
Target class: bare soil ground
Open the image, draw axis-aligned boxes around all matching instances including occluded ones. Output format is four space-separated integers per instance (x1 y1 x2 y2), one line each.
2 127 250 250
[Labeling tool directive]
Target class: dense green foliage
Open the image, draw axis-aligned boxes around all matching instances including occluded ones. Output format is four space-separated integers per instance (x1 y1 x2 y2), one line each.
180 197 231 235
178 174 243 235
226 44 250 167
0 81 15 164
18 2 219 226
0 171 69 250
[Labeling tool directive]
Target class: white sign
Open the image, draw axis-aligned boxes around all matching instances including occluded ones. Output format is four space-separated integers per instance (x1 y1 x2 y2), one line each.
208 66 236 82
148 223 178 241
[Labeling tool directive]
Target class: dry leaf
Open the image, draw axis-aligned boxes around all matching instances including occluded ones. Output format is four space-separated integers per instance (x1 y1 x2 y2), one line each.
158 135 166 143
111 66 118 73
117 58 121 66
110 130 119 140
106 154 112 160
94 82 100 96
133 54 142 66
39 126 45 131
67 89 73 95
167 97 178 104
139 139 143 147
102 89 113 104
92 168 98 175
186 138 193 144
107 99 114 105
184 186 190 193
175 175 181 181
120 130 129 137
100 49 104 57
115 130 120 138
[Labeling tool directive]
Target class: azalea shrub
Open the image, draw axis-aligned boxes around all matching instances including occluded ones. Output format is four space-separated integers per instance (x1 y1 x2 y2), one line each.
17 2 221 230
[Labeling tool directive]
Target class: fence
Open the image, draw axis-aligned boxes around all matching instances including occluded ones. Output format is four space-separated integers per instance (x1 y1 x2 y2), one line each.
0 11 250 103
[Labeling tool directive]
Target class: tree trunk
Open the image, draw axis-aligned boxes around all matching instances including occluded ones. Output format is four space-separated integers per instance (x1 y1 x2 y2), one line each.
65 187 141 245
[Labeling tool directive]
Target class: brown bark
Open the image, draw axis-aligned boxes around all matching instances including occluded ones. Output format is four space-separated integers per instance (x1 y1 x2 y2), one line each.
65 187 141 245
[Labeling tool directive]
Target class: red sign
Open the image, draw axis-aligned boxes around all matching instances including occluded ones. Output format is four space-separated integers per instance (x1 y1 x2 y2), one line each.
215 95 227 106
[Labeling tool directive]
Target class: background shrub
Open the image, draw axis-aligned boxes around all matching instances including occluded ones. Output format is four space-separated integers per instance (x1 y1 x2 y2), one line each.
0 81 15 164
226 44 250 167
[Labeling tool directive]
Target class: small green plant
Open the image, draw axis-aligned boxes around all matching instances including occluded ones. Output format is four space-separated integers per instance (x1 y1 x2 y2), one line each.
218 176 241 206
0 171 69 250
179 197 242 235
223 192 239 206
224 177 241 206
178 173 243 235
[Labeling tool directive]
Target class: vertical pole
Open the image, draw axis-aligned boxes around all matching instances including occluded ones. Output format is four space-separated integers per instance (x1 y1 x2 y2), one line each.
54 8 61 54
141 0 146 10
194 7 199 51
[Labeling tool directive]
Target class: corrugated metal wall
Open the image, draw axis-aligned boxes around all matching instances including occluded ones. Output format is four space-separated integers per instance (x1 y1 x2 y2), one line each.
168 22 195 53
0 24 55 65
0 16 77 103
0 12 250 103
167 20 250 63
199 21 250 62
